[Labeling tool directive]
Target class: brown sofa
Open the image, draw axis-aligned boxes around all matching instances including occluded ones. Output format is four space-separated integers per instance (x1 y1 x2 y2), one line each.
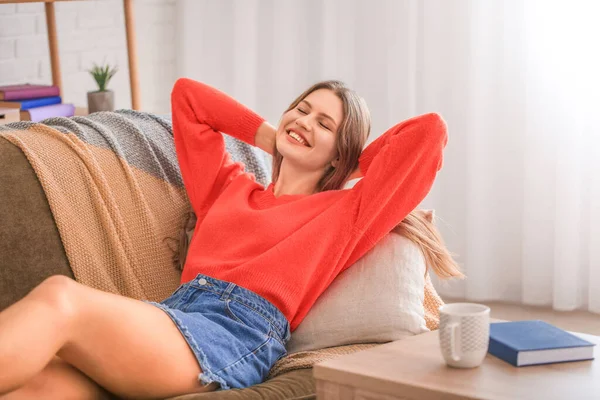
0 136 316 399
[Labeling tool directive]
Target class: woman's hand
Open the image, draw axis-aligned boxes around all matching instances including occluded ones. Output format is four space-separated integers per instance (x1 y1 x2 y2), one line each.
255 121 277 155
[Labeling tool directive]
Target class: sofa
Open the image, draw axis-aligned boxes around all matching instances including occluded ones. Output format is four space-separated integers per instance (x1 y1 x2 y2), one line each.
0 111 440 399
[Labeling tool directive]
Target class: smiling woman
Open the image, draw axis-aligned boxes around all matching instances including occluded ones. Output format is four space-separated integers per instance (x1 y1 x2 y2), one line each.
0 76 459 398
271 80 371 196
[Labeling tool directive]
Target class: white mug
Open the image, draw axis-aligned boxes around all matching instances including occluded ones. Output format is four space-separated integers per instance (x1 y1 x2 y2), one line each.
439 303 490 368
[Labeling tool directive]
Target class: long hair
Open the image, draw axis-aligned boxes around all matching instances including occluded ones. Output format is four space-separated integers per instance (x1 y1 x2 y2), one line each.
393 210 464 279
271 80 463 279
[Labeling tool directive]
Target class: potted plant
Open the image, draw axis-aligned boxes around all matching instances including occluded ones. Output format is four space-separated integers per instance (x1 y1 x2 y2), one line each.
87 63 118 113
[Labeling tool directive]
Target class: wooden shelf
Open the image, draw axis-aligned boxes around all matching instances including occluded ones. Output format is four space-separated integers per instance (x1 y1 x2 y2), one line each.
0 0 141 110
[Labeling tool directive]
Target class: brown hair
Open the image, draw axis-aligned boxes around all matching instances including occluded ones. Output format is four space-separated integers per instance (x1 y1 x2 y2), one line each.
394 210 464 279
271 80 463 280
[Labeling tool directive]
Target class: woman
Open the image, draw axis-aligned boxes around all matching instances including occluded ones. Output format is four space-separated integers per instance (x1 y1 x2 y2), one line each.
0 78 459 399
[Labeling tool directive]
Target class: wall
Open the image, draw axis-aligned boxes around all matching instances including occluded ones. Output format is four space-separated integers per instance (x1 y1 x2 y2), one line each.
0 0 176 114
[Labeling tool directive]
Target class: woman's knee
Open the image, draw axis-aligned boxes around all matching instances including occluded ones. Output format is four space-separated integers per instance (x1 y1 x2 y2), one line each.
29 275 79 320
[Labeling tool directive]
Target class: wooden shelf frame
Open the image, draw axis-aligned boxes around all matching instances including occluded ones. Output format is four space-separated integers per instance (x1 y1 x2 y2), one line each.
0 0 140 110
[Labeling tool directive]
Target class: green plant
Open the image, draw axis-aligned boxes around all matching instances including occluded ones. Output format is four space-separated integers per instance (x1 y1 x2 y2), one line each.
88 63 118 92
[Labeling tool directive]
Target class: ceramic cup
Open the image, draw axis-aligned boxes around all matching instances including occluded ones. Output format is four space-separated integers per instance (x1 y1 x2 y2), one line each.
439 303 490 368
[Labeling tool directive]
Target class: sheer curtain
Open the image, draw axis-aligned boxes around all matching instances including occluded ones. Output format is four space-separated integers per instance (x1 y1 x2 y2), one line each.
174 0 600 314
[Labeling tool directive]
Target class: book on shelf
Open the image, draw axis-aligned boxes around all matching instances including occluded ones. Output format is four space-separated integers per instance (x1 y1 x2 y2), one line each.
0 96 62 110
20 103 75 122
0 84 60 101
488 320 596 367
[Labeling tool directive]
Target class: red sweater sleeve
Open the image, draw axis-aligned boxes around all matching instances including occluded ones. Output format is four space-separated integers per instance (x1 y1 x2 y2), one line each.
351 112 448 244
171 78 265 219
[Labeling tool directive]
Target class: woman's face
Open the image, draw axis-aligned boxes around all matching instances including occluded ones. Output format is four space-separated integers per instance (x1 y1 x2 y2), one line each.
276 89 343 171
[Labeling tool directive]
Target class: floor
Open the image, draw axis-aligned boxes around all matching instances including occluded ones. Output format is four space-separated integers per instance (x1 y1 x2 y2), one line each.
445 299 600 336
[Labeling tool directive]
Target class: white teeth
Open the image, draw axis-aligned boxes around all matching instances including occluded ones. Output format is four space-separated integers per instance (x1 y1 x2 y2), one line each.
290 132 304 144
287 130 308 146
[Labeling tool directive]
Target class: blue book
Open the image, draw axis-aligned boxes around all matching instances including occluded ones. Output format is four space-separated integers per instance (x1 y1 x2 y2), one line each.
489 320 596 367
0 96 62 110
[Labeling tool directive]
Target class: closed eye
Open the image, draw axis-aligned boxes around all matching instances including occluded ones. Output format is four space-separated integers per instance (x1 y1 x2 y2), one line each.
297 107 331 130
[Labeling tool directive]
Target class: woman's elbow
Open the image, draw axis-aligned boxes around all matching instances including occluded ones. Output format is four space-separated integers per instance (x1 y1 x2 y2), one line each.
172 78 189 99
171 77 200 104
422 112 448 147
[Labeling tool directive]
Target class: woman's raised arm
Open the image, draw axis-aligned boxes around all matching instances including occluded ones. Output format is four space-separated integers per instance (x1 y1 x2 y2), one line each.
254 121 277 156
171 78 265 219
348 113 448 252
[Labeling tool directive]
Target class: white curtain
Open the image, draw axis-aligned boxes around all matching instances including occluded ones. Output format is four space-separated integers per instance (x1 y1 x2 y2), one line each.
174 0 600 314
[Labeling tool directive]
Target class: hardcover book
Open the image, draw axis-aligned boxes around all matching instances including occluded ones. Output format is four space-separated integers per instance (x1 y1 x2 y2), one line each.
0 96 62 110
488 320 595 367
0 84 61 101
20 103 75 122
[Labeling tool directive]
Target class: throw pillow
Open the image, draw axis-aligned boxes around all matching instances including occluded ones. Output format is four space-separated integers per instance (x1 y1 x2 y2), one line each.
286 232 430 354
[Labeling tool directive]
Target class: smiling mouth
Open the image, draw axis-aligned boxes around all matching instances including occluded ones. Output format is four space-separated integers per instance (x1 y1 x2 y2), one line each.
286 129 311 147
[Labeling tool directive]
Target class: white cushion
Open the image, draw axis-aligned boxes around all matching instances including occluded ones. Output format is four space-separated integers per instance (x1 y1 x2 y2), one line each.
286 233 429 353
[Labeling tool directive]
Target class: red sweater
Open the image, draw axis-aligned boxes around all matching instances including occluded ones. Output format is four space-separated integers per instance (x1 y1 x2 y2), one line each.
172 78 447 331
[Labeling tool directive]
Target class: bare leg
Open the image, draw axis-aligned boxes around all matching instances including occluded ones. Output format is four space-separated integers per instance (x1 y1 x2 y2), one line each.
0 356 113 400
0 275 218 399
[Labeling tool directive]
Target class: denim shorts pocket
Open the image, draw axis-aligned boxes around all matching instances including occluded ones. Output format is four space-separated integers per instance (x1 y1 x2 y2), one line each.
225 299 271 337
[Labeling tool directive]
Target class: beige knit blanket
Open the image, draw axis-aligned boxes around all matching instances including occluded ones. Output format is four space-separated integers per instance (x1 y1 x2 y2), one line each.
0 111 190 301
268 343 380 379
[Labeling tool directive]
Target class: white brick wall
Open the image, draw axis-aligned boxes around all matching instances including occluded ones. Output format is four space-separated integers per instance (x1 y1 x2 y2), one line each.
0 0 177 114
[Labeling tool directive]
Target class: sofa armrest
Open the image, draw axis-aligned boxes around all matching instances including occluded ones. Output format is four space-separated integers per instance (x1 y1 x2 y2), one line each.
0 137 73 311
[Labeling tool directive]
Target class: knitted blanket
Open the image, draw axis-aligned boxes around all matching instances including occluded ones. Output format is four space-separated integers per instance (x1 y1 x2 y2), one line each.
0 110 271 302
268 343 379 379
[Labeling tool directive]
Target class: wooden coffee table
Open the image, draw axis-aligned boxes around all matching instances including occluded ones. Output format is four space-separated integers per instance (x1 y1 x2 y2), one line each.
314 327 599 400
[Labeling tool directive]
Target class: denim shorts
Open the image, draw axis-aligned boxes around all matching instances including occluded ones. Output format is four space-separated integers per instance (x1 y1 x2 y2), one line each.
143 273 291 390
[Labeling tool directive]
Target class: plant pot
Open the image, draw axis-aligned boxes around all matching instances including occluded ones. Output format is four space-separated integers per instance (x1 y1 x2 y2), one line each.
87 90 115 113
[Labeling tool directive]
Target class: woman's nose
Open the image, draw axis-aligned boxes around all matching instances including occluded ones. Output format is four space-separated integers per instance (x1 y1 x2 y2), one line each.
295 117 311 131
